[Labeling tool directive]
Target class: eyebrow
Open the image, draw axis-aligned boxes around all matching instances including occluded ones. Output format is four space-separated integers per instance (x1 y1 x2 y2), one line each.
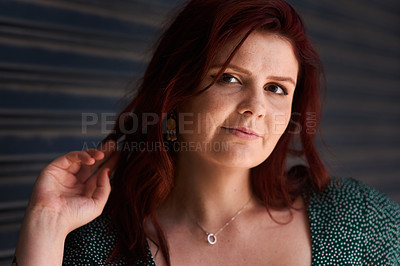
210 63 251 75
209 64 296 87
267 75 297 87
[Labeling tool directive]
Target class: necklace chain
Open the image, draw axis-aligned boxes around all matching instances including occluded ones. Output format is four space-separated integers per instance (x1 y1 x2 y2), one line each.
188 197 251 245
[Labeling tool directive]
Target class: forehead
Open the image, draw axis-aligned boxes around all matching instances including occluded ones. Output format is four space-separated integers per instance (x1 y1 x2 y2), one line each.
212 31 299 78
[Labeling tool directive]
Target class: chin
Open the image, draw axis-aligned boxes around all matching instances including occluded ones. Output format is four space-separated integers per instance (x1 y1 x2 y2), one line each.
211 148 269 169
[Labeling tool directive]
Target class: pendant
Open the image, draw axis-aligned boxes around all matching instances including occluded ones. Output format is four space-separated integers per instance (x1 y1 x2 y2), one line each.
207 233 217 245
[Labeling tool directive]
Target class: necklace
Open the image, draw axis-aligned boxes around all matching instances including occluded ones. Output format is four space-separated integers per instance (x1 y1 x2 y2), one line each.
189 198 251 245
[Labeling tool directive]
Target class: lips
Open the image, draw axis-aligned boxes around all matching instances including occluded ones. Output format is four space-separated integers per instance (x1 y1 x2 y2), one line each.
222 126 261 140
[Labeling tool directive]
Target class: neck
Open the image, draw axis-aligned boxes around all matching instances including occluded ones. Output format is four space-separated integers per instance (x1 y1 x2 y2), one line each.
160 151 255 231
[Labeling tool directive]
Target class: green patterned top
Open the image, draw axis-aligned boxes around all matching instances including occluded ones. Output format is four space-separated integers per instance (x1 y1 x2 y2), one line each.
63 177 400 265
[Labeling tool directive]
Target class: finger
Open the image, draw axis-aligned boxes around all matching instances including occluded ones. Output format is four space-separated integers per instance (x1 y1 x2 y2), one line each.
79 141 116 176
96 150 120 176
64 149 105 182
51 151 95 171
81 140 119 182
81 150 120 184
91 168 111 214
67 150 104 176
91 140 117 170
99 140 117 155
74 149 106 176
85 149 105 161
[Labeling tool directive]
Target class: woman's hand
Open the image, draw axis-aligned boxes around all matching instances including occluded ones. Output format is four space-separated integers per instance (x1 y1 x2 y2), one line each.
28 140 119 232
14 141 120 266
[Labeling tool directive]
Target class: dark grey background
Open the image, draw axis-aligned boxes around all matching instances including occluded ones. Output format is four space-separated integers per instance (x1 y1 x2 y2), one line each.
0 0 399 263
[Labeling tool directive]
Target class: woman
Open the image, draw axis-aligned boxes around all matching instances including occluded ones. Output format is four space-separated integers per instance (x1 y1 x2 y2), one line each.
14 0 399 265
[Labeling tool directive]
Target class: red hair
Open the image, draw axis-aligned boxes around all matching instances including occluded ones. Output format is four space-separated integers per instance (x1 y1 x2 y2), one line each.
104 0 329 264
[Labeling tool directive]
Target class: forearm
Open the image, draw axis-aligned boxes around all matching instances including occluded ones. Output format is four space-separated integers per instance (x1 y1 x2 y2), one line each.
14 208 69 266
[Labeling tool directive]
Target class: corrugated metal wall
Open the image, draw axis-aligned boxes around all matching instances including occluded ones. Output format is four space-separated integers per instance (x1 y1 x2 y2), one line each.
287 0 400 201
0 0 181 263
0 0 398 263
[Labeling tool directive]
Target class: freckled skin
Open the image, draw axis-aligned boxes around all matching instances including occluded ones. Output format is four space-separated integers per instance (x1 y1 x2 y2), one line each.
178 31 299 168
150 31 311 266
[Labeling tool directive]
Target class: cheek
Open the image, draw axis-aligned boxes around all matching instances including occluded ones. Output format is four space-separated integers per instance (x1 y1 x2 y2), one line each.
178 113 196 135
177 96 226 138
269 112 291 136
265 97 293 136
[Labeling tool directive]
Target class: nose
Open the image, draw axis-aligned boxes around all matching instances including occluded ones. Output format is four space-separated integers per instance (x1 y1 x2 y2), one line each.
237 86 266 118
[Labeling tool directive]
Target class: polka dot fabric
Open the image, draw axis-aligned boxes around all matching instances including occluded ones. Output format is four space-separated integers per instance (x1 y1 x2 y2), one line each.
63 177 400 265
307 177 399 265
63 215 155 266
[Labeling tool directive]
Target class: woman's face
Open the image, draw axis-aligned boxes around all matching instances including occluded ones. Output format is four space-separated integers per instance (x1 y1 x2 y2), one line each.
177 31 298 169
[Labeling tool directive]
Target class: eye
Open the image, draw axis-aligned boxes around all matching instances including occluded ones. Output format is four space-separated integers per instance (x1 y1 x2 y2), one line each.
218 73 240 84
265 83 288 95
